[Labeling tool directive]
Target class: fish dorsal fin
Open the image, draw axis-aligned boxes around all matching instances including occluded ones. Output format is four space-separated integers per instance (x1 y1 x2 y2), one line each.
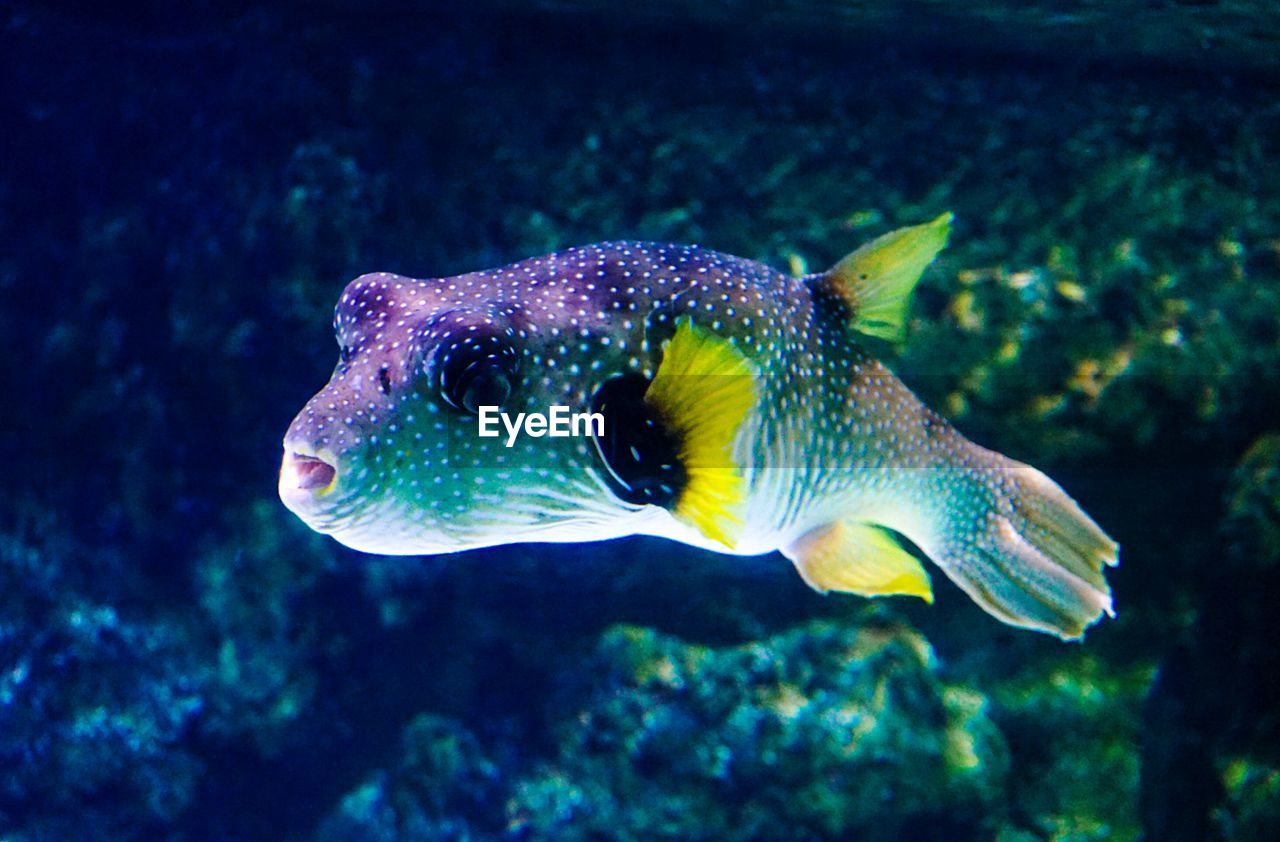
824 212 952 342
645 318 758 548
782 519 934 602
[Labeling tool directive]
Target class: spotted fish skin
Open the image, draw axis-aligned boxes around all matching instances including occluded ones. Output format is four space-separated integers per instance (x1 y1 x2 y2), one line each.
281 237 1118 639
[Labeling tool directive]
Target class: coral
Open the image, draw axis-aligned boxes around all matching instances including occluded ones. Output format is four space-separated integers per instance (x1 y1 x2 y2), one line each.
0 520 203 838
1215 758 1280 842
322 616 1009 841
511 619 1008 841
987 653 1149 841
1224 434 1280 571
1138 434 1280 840
317 714 502 841
192 500 336 755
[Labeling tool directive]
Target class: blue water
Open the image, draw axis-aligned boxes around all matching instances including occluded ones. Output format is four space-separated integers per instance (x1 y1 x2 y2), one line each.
3 3 1278 840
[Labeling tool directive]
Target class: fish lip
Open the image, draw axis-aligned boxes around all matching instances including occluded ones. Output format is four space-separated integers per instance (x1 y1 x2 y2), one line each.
279 443 341 501
293 453 337 491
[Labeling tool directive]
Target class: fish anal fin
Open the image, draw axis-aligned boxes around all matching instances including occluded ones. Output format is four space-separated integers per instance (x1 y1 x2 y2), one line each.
645 318 759 548
825 212 952 342
783 520 934 603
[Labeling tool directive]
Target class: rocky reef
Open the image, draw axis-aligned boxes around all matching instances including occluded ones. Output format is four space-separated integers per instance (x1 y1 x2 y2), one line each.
321 618 1009 841
2 2 1278 839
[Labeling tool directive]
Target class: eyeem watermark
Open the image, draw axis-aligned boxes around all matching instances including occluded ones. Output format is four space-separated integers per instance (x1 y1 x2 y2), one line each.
477 406 604 447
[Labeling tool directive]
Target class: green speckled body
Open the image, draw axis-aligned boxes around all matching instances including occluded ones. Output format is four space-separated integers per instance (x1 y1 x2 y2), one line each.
282 240 1117 638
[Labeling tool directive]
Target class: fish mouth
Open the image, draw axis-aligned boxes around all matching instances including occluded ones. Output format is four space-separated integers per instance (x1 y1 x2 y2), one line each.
292 453 337 491
279 445 340 502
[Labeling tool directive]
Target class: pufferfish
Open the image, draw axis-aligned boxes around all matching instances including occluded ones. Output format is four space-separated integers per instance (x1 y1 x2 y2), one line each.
280 215 1119 639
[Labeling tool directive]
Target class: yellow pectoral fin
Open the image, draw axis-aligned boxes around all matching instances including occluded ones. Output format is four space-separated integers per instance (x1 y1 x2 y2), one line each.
783 520 934 603
827 212 952 342
645 318 759 549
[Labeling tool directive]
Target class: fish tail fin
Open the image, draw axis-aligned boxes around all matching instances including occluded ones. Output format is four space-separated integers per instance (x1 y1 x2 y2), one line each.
928 448 1119 640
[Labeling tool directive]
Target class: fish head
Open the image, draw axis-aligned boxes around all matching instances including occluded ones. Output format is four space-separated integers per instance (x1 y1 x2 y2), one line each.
279 267 643 554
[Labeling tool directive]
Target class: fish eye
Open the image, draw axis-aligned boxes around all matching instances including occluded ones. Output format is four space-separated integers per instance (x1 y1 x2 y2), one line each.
442 357 513 415
426 325 520 416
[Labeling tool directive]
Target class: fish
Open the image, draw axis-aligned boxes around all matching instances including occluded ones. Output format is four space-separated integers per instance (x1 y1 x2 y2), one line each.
279 214 1119 639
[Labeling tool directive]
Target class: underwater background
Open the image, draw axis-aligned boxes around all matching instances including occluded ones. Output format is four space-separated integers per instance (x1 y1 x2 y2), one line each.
4 1 1280 839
